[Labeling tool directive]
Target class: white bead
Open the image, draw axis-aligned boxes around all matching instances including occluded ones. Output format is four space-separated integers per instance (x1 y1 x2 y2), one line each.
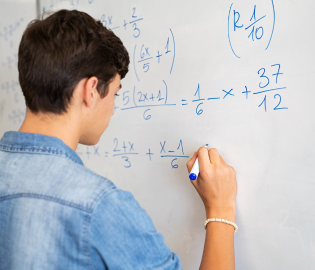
204 218 238 233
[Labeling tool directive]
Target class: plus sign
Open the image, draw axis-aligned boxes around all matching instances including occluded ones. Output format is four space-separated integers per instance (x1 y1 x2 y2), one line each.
146 148 154 161
156 51 162 63
86 147 92 159
242 86 251 99
122 141 127 153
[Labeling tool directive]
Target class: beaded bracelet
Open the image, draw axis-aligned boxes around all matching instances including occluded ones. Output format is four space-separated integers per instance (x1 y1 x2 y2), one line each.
204 218 238 234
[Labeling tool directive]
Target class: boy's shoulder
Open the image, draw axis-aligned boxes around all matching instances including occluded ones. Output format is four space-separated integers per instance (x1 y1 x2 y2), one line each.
0 147 118 213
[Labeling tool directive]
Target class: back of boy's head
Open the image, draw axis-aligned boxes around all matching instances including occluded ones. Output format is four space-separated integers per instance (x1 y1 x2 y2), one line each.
18 9 130 114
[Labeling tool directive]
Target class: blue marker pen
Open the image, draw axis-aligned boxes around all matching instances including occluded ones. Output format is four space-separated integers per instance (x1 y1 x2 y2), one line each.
189 145 208 180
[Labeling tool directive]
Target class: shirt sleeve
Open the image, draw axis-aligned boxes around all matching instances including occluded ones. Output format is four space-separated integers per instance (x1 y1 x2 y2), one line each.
88 188 182 270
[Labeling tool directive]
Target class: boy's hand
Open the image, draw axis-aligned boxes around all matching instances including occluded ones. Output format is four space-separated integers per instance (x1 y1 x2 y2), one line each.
187 147 237 221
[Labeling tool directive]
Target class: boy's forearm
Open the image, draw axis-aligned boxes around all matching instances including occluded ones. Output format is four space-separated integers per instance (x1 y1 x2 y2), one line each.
200 222 235 270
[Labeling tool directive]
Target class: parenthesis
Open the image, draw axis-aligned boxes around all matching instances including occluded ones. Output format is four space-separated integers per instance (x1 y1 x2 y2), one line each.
266 0 275 50
170 29 175 74
133 44 140 81
228 3 240 58
163 80 168 104
132 86 137 107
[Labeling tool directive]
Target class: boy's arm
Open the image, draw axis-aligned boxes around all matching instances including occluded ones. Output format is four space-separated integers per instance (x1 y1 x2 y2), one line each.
187 148 237 270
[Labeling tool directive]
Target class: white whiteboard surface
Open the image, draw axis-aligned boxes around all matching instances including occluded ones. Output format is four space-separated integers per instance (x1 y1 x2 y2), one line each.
3 0 315 269
0 0 36 135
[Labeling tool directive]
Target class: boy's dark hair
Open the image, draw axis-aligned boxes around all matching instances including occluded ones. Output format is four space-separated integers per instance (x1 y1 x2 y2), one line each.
18 9 130 114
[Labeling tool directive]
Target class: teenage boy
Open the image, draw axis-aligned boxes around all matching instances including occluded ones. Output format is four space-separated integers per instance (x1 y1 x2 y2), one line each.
0 9 237 270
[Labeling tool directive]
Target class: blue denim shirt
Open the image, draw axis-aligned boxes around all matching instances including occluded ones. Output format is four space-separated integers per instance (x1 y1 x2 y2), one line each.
0 131 181 270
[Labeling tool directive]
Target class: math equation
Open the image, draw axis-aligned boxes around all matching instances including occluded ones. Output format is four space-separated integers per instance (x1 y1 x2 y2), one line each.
133 29 175 81
228 0 275 58
0 17 24 48
77 138 188 169
100 6 145 39
115 63 288 121
1 80 20 104
180 63 287 114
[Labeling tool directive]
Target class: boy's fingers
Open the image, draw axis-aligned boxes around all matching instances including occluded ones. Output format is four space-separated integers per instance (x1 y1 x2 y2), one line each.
208 148 220 165
186 152 197 173
220 155 227 165
198 146 211 174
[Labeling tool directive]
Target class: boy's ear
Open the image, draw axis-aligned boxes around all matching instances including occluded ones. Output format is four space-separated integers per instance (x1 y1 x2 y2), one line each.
83 77 99 107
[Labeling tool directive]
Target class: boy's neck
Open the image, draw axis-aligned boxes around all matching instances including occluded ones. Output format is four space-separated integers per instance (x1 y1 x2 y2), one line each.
19 109 81 151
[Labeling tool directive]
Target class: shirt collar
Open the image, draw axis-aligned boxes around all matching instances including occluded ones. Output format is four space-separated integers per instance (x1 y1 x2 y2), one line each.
0 131 84 166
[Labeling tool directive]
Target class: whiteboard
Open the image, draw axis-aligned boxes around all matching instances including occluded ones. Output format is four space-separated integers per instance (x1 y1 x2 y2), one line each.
0 0 36 135
4 0 315 269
